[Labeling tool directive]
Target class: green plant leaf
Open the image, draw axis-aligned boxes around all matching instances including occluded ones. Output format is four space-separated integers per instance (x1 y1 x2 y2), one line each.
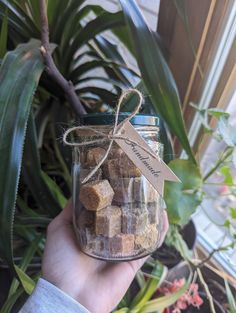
8 235 43 297
0 39 45 273
14 216 52 228
15 216 51 227
16 196 38 217
130 262 167 312
113 26 167 60
41 171 67 208
93 35 137 88
113 309 129 313
160 121 175 164
0 0 38 38
52 0 85 43
14 225 45 253
135 271 146 289
77 76 125 89
64 11 124 71
230 208 236 219
140 276 190 313
77 86 118 105
0 287 24 313
164 159 203 225
58 4 105 55
218 117 236 147
119 81 149 112
165 225 192 260
224 219 231 228
207 108 230 119
71 59 137 84
120 80 174 164
119 0 195 164
22 113 62 217
14 265 35 295
233 148 236 168
220 165 234 185
224 279 236 313
0 270 40 313
50 100 72 172
0 8 8 58
25 0 41 28
190 102 213 133
47 0 68 29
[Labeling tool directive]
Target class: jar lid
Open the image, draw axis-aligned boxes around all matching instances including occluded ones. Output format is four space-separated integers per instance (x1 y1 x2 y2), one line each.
80 113 160 127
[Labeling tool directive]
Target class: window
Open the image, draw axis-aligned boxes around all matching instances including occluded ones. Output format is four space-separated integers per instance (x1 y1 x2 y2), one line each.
158 0 236 275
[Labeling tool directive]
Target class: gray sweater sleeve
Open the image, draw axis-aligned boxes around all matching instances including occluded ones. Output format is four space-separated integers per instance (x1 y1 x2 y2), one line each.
19 278 90 313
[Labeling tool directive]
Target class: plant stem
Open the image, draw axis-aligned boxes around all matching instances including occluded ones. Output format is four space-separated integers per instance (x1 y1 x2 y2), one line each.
50 123 72 189
194 231 235 270
197 268 217 313
204 182 236 187
203 147 233 182
38 0 86 116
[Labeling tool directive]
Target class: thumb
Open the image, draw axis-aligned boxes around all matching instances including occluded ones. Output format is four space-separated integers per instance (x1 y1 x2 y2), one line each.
53 200 73 225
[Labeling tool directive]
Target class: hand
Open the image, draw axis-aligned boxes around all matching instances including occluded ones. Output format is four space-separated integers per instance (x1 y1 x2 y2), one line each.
42 202 169 313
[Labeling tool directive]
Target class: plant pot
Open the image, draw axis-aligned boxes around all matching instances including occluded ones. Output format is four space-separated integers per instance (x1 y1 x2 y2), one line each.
164 262 235 313
182 292 226 313
152 220 196 268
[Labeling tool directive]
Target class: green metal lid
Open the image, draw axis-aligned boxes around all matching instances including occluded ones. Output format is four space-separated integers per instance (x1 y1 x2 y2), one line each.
80 113 160 127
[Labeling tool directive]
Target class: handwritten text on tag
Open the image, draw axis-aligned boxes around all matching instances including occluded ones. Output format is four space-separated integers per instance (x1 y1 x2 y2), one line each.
114 121 180 196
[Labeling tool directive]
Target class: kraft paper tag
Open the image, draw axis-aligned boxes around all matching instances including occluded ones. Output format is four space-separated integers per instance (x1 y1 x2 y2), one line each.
114 121 180 196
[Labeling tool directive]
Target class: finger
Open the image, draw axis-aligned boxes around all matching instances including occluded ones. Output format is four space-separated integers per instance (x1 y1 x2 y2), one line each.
102 255 149 294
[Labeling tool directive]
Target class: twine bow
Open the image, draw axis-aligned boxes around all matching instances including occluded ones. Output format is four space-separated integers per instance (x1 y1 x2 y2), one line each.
63 88 160 184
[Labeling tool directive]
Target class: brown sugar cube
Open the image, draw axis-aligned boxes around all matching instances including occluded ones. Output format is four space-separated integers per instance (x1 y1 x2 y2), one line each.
80 228 107 256
77 209 95 228
135 225 159 250
122 206 148 234
86 235 108 254
109 146 124 159
79 180 114 211
119 155 141 178
95 205 121 237
102 159 120 179
86 147 106 166
110 178 134 204
79 168 102 182
109 234 135 255
110 178 160 205
79 227 95 247
133 177 158 203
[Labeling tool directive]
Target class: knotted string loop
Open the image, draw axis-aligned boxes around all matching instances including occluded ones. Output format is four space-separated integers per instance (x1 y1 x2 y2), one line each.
63 89 159 183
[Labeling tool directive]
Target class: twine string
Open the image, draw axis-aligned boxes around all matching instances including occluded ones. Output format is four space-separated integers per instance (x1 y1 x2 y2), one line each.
63 88 159 184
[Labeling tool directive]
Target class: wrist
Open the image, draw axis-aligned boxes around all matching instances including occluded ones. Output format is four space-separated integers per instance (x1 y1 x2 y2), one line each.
42 275 81 301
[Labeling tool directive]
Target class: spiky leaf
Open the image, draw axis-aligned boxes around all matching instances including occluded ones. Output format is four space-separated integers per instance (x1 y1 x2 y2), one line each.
119 0 196 163
0 39 45 272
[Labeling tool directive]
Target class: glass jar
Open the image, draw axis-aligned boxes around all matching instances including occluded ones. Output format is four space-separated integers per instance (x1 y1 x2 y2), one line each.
72 113 164 261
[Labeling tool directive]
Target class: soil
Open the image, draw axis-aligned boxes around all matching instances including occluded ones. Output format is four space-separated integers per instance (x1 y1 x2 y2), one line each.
152 220 196 268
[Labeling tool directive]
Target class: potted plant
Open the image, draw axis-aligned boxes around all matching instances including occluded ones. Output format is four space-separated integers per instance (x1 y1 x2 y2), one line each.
159 261 236 313
0 0 235 312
